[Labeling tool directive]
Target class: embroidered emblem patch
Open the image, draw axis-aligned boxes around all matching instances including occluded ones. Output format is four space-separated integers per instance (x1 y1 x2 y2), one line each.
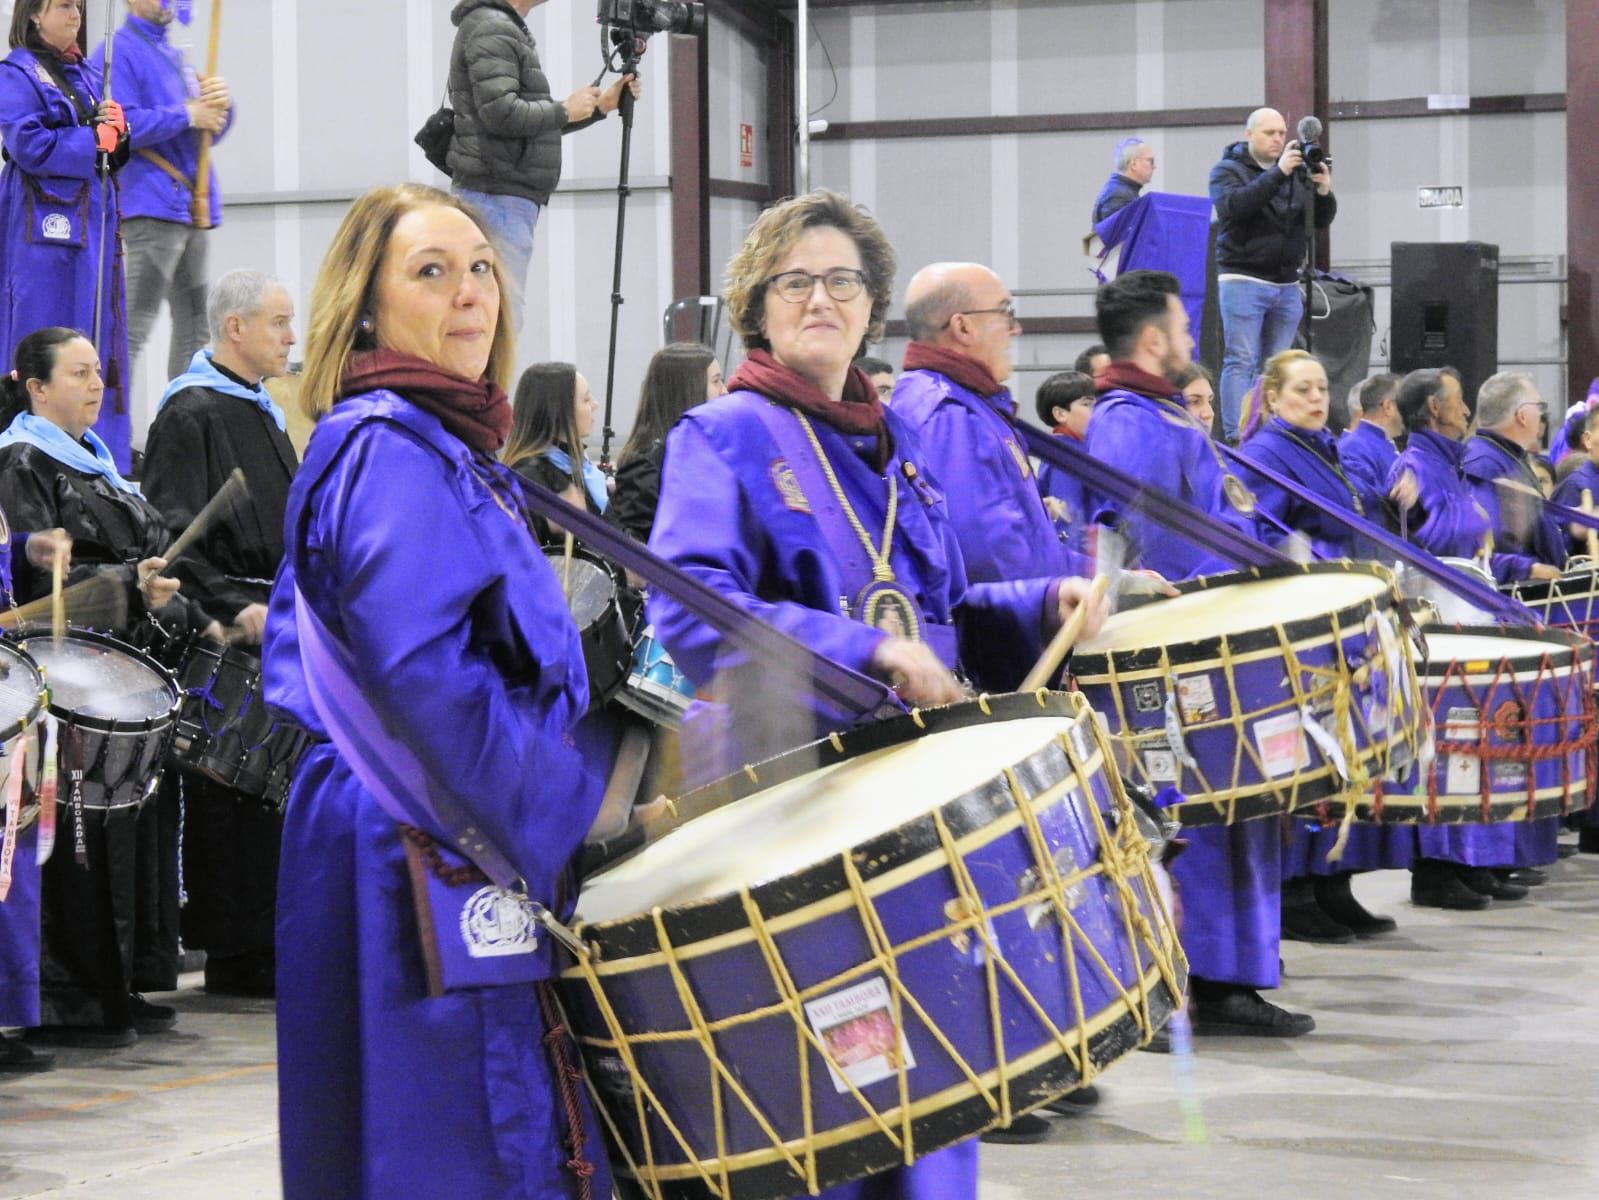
770 458 811 513
458 886 540 959
41 214 72 242
33 63 56 89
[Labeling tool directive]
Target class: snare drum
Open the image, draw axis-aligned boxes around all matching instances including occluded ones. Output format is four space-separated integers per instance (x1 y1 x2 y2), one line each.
172 639 312 808
1372 625 1595 824
0 640 46 840
1070 562 1426 826
614 623 696 727
546 545 631 707
561 691 1184 1200
17 630 180 812
1503 565 1599 637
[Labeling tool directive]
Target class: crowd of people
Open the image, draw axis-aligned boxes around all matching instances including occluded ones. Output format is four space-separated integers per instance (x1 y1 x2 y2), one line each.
0 4 1593 1200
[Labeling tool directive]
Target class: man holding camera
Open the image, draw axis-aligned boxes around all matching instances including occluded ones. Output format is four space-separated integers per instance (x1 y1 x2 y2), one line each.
447 0 640 330
1209 107 1335 441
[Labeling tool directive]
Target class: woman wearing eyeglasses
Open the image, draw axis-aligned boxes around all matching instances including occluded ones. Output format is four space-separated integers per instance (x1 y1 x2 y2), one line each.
647 190 1103 774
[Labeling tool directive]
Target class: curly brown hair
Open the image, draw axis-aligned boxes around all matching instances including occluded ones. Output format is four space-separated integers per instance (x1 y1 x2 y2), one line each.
723 190 896 353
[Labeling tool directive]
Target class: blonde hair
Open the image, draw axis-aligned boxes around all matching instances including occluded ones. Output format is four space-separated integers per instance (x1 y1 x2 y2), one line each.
1260 348 1320 405
723 190 896 352
298 184 516 423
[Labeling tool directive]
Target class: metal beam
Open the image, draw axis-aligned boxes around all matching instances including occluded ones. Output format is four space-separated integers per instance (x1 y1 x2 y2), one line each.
669 33 710 313
1569 0 1599 405
1263 0 1329 268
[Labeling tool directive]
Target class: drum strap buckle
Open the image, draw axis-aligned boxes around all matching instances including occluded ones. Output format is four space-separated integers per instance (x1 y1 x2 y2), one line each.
529 898 590 960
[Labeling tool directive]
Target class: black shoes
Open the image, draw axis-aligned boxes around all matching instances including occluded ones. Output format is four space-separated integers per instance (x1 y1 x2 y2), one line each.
0 1031 54 1072
1497 867 1547 888
1189 978 1315 1038
1042 1085 1100 1116
980 1112 1052 1145
131 995 177 1036
1313 873 1398 937
1581 827 1599 855
1458 867 1527 902
1410 859 1492 910
1281 877 1355 944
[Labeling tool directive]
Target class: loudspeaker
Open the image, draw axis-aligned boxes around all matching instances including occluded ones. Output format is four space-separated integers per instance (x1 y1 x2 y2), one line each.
1390 241 1499 411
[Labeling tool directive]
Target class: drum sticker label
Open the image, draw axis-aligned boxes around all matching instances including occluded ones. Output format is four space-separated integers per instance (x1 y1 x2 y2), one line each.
591 1054 636 1103
769 458 812 514
804 977 916 1093
1491 759 1527 788
1443 707 1481 795
1177 675 1218 725
458 886 541 959
1131 681 1163 714
1252 711 1310 778
1143 748 1178 783
1019 843 1088 930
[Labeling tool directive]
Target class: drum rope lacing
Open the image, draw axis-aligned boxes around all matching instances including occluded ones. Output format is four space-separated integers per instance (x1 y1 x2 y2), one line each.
558 708 1186 1200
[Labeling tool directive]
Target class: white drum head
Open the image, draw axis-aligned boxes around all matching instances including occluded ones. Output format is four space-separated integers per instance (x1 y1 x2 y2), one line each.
1426 631 1577 667
577 714 1082 925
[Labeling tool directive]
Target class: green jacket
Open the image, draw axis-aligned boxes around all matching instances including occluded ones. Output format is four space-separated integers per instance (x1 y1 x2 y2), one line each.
446 0 603 205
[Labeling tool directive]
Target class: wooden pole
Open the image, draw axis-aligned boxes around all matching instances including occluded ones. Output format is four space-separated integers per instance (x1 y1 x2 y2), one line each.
191 0 224 230
1583 488 1597 562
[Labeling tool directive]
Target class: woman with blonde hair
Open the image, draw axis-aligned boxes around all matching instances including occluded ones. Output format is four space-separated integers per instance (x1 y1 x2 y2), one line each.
262 183 611 1200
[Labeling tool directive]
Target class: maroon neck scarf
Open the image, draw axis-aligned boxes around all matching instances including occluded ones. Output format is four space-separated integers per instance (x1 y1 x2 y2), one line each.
1099 360 1184 403
901 342 1006 400
340 349 511 455
728 349 892 470
1052 424 1084 441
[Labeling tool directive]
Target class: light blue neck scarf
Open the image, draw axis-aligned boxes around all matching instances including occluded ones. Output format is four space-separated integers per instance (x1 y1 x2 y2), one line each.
0 412 142 495
540 448 608 513
161 349 287 432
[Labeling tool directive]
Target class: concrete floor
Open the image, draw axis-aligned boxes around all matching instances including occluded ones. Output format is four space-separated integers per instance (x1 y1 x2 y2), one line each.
4 850 1599 1200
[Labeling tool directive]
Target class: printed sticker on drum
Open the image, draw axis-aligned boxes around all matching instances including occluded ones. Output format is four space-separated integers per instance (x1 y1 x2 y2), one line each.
1443 706 1481 794
804 977 916 1093
1131 681 1163 714
1142 748 1178 783
1177 676 1219 724
1252 711 1310 778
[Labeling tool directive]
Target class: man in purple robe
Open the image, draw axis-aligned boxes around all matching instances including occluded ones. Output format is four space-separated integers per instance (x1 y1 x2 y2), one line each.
0 21 132 468
1460 372 1566 583
1552 405 1599 555
1338 373 1402 521
1085 269 1310 1037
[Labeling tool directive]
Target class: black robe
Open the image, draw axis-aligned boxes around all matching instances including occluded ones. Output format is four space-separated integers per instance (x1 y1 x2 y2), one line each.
142 385 298 624
607 438 664 543
141 386 299 977
0 441 207 1027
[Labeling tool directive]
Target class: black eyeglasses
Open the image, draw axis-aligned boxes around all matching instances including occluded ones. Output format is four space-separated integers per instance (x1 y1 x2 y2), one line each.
767 269 866 304
941 301 1020 330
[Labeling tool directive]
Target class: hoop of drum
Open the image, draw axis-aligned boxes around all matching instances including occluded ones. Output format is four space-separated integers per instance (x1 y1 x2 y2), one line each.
558 559 1599 1200
0 626 310 847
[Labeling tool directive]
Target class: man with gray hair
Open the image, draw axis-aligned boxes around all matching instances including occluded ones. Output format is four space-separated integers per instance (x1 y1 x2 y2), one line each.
141 269 299 999
1460 371 1565 580
1209 107 1335 440
1092 137 1154 225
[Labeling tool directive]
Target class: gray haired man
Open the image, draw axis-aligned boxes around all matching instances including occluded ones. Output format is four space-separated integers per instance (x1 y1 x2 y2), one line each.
1092 136 1154 224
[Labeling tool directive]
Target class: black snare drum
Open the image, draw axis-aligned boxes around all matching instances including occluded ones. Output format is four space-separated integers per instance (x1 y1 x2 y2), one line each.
173 639 311 809
17 629 180 812
544 545 630 707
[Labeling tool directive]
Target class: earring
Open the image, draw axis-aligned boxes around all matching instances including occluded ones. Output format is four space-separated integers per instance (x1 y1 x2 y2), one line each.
358 315 375 336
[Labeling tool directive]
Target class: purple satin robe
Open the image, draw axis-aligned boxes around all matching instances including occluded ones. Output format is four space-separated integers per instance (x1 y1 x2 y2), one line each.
1337 421 1399 520
1387 429 1492 563
262 392 610 1200
1460 430 1567 581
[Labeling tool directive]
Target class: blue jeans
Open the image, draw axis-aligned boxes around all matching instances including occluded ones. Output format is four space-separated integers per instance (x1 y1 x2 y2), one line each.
453 188 541 332
1218 276 1304 440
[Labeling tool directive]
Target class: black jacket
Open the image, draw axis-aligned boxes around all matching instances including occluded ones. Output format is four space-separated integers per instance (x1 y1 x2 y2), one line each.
607 439 664 543
1208 140 1336 283
1092 172 1143 225
141 386 299 625
446 0 604 205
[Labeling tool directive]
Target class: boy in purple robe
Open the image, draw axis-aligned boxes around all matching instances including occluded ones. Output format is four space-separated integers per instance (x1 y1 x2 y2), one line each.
1084 270 1311 1037
1032 371 1097 554
0 2 133 468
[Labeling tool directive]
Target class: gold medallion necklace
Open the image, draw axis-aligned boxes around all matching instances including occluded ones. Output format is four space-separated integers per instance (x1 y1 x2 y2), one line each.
794 412 899 582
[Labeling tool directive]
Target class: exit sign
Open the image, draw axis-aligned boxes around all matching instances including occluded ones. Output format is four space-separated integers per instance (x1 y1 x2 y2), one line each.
1418 186 1464 209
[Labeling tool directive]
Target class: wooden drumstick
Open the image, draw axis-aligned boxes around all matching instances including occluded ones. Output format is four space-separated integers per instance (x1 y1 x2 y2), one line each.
562 531 576 599
1583 488 1597 562
0 573 127 634
158 469 250 571
1020 574 1111 693
50 540 66 645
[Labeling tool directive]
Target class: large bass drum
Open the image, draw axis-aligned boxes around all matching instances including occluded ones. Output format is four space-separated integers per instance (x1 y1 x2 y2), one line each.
1069 562 1426 825
560 691 1184 1200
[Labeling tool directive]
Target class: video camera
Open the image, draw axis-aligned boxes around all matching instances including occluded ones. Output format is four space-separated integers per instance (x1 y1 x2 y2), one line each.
596 0 707 39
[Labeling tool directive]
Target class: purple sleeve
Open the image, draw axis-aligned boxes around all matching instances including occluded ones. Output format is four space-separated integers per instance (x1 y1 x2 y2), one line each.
317 427 601 884
117 48 192 148
646 418 886 688
0 69 96 178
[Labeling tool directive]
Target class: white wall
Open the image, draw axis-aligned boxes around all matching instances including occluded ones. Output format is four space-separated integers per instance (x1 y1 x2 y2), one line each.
805 0 1570 417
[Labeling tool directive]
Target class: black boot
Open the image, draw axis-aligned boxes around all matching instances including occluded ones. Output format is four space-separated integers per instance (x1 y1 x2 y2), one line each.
1459 866 1527 901
0 1032 54 1073
1281 876 1355 944
1042 1085 1100 1116
1495 867 1547 888
1189 977 1314 1038
1581 826 1599 854
1313 872 1398 937
1410 858 1491 910
980 1112 1052 1144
